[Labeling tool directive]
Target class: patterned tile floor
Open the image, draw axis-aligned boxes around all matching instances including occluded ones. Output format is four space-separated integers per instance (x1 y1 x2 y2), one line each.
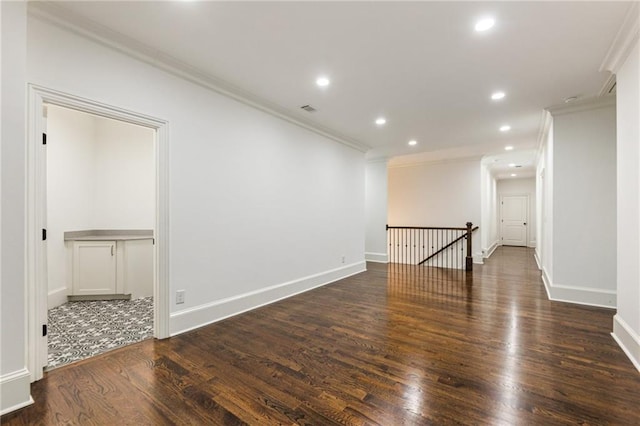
47 297 153 369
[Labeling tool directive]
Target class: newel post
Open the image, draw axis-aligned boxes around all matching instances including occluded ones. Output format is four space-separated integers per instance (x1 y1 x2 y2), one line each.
465 222 473 271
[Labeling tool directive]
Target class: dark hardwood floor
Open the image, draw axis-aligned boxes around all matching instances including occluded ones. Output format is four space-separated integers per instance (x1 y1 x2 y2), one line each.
4 247 640 425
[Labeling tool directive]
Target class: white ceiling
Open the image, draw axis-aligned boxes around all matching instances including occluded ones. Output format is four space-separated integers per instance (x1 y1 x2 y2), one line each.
37 1 630 174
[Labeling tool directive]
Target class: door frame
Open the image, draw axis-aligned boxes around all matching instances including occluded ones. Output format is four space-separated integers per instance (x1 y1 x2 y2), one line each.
500 194 529 247
26 84 170 381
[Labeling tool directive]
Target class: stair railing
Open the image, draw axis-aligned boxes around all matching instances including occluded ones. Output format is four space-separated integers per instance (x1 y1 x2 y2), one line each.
386 222 478 270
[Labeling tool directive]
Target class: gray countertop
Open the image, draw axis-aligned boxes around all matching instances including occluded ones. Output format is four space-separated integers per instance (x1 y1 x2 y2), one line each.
64 229 154 241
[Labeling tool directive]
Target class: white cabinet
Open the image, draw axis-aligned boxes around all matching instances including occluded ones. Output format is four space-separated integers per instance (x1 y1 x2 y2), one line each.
67 236 153 299
72 241 117 295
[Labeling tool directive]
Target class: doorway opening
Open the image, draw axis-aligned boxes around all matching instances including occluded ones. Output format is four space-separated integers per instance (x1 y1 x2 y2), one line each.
45 104 155 369
26 85 169 382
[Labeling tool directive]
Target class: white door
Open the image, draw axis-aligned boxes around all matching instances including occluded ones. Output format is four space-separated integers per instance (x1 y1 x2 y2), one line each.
501 195 528 246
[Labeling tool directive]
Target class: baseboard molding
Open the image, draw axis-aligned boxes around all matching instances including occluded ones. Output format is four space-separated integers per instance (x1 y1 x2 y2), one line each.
484 240 499 259
365 252 388 263
612 314 640 372
533 251 541 270
170 261 367 336
0 368 33 416
47 286 67 309
541 268 616 308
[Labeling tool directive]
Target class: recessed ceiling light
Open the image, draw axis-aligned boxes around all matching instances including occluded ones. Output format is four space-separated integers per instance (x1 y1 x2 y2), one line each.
505 146 514 151
408 140 417 146
475 17 495 32
316 77 330 87
564 96 579 103
375 118 386 125
508 163 516 167
500 125 511 132
511 173 517 177
491 91 506 100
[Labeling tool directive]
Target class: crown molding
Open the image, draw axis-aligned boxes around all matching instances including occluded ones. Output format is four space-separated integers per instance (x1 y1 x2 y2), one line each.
388 155 483 170
535 110 552 164
600 2 639 74
27 2 370 153
546 95 616 117
365 157 389 165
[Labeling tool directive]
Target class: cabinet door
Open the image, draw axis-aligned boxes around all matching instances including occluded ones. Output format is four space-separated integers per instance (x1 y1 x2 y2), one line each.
72 241 117 295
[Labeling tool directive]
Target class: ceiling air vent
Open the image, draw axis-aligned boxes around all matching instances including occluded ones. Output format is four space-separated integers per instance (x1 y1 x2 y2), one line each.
300 105 316 112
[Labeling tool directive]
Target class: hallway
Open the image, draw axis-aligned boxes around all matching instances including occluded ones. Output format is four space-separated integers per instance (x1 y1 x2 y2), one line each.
4 247 639 425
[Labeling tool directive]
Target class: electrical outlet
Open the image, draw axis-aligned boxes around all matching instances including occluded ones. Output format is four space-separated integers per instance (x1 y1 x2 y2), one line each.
176 290 185 304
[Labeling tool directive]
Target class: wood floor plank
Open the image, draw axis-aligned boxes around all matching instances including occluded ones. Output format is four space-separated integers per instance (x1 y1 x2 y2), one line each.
3 247 640 425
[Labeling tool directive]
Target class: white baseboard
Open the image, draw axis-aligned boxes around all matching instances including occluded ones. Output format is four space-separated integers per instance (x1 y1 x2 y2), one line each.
484 240 499 259
540 267 616 308
612 314 640 372
48 286 67 309
473 255 484 265
365 252 388 263
170 261 367 336
0 368 33 416
533 250 541 270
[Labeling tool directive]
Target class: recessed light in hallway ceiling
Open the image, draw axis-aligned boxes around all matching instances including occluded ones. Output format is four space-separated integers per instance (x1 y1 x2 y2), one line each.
375 118 386 126
505 146 514 151
475 17 495 32
316 76 330 87
500 125 511 132
491 91 506 100
408 140 417 146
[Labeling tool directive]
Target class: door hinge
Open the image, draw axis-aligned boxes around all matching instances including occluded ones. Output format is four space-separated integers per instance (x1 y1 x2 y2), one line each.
42 229 47 241
42 324 47 337
42 133 47 145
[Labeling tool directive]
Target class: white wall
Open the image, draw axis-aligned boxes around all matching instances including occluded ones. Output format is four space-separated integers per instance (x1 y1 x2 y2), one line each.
552 101 617 307
46 106 96 306
481 162 498 257
497 177 536 248
537 119 554 285
388 158 482 262
365 159 388 263
46 105 154 307
0 0 33 415
92 117 155 229
539 99 617 308
614 36 640 370
27 16 366 338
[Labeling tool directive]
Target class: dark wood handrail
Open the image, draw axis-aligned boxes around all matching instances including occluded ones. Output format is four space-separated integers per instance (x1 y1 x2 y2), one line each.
386 225 468 231
418 226 478 265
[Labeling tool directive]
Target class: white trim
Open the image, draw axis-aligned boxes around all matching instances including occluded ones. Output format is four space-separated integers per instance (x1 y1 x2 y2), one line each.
0 369 34 415
598 73 617 98
388 155 483 170
540 267 616 308
547 95 616 117
365 252 388 263
535 110 552 165
527 241 537 249
612 314 640 373
27 2 369 154
47 286 67 309
541 267 553 300
473 254 484 265
170 261 366 336
26 85 170 384
484 240 499 259
600 2 640 74
533 250 541 270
